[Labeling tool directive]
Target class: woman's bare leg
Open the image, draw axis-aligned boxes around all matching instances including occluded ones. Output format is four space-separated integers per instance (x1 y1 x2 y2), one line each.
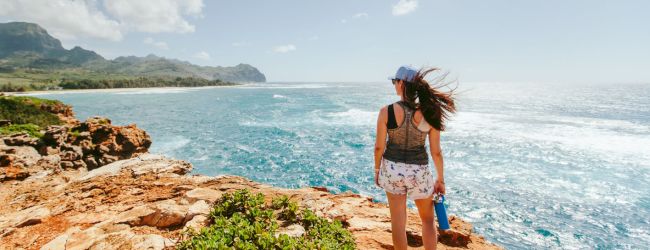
415 195 437 250
386 192 408 250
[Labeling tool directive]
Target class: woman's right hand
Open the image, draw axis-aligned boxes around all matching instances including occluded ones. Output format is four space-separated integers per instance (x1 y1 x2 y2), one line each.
434 179 445 195
374 169 380 187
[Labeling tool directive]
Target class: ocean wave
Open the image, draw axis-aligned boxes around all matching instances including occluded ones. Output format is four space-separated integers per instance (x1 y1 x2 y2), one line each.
449 111 650 165
112 88 197 95
150 135 191 154
236 83 331 89
319 108 376 126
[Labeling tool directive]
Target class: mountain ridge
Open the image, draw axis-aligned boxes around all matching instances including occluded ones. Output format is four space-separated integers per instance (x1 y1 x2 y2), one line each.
0 22 266 82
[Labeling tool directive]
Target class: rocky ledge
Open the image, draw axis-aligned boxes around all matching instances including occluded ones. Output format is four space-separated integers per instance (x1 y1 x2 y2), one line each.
0 152 501 249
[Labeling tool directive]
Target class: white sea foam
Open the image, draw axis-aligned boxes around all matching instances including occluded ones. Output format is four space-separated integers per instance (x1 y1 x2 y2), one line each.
322 108 376 126
151 135 190 154
113 88 197 95
236 83 331 89
273 94 287 99
449 111 650 165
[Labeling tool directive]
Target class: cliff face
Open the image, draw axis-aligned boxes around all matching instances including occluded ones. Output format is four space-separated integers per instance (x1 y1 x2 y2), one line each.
0 97 500 249
0 153 501 250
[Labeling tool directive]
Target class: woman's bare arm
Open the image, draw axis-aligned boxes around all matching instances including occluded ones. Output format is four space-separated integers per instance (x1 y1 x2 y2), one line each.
374 106 388 185
429 128 446 194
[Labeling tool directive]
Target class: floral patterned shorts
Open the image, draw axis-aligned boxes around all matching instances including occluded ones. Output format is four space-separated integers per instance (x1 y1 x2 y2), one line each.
378 158 434 200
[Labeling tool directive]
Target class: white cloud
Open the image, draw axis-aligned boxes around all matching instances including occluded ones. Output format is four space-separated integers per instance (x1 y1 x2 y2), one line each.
0 0 122 41
353 12 369 19
0 0 205 43
143 37 169 50
308 35 319 41
392 0 418 16
104 0 204 33
231 42 247 47
273 44 296 53
341 12 368 24
193 51 211 60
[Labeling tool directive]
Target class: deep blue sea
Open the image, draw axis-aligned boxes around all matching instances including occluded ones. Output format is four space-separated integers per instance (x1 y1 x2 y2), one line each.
26 82 650 249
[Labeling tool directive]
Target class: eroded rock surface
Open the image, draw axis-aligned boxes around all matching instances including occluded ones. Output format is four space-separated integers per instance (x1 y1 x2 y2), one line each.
1 116 152 182
0 153 501 250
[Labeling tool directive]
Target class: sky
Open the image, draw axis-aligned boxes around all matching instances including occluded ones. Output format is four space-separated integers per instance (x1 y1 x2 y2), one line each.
1 0 649 83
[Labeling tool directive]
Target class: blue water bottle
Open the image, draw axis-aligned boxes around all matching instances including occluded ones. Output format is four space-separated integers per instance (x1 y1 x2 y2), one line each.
434 194 450 230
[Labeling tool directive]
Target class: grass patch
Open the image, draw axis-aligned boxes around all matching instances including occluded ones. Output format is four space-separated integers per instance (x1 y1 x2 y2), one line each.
0 95 63 128
69 129 81 137
178 189 356 250
0 123 43 138
4 95 63 106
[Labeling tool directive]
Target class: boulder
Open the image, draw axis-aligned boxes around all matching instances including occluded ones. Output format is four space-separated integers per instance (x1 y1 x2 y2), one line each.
72 159 87 169
4 133 39 147
59 150 80 162
113 200 189 228
83 155 99 170
183 215 209 232
113 205 157 226
60 160 74 169
38 145 60 156
98 154 119 166
184 188 222 203
77 153 192 181
77 139 94 154
42 125 67 146
140 199 189 228
187 200 212 217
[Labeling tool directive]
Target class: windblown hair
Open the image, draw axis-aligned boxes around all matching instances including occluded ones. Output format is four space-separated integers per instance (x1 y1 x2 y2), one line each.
400 68 457 131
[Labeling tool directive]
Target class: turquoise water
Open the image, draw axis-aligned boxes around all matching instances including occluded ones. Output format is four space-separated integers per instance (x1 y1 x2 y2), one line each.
28 82 650 249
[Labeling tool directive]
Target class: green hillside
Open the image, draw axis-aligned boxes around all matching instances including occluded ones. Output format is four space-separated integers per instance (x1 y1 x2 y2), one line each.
0 22 266 92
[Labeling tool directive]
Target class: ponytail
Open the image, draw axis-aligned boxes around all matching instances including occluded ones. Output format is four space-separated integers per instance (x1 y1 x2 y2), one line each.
400 67 457 131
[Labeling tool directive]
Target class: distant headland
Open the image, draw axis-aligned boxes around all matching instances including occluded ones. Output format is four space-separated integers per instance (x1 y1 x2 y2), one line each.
0 22 266 92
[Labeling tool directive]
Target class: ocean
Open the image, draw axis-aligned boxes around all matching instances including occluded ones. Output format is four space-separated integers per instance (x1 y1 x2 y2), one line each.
26 81 650 249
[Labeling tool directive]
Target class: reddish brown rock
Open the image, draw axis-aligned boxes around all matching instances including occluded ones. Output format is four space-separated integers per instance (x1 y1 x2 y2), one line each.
0 154 501 249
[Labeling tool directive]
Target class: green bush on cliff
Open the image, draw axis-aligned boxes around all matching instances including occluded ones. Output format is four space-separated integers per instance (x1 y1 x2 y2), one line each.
0 96 63 135
0 123 43 138
178 189 356 250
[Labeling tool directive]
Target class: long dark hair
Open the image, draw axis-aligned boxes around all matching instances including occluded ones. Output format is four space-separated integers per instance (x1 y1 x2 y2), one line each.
400 67 457 131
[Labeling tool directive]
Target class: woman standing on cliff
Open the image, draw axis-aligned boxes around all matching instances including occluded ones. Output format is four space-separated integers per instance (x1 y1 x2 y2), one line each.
374 65 456 250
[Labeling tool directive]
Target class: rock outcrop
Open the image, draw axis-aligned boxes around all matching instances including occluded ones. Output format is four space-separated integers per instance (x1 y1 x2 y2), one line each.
1 115 151 182
0 153 501 250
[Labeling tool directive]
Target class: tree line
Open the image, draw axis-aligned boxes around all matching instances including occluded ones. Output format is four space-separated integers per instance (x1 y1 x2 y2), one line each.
58 76 236 89
0 76 237 92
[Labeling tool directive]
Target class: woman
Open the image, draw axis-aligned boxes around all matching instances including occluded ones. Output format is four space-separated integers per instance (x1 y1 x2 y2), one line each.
374 65 456 250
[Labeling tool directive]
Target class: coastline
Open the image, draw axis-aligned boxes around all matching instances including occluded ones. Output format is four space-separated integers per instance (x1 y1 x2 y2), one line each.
5 84 245 96
0 95 502 249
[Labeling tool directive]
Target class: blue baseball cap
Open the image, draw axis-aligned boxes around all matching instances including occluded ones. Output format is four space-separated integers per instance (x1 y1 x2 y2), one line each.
389 65 418 82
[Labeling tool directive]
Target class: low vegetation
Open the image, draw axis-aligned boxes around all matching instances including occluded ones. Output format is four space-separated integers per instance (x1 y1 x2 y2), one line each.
0 123 43 138
58 76 236 89
0 68 237 92
0 95 63 135
178 189 356 250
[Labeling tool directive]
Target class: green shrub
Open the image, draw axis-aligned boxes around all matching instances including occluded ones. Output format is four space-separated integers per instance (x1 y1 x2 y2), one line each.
178 189 356 250
0 96 63 128
0 123 43 138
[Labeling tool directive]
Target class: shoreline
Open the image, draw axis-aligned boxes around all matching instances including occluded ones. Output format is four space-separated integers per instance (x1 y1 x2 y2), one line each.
4 84 246 96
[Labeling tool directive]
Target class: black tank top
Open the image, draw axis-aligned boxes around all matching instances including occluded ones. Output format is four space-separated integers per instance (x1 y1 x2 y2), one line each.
382 101 429 165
